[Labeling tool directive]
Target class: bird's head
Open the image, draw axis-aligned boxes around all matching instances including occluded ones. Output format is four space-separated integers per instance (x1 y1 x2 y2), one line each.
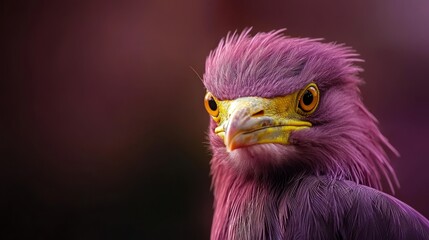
203 29 397 191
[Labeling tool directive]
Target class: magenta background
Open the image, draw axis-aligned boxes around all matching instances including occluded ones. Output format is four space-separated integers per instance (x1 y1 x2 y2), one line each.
2 0 429 239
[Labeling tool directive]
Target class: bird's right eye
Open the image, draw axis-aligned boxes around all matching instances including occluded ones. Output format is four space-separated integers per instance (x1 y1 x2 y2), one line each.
204 92 219 117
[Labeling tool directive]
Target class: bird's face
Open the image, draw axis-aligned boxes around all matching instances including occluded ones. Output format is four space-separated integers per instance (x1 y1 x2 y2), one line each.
204 83 320 170
205 83 319 151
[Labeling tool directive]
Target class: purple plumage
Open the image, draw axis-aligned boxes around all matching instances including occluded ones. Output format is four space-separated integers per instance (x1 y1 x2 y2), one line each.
202 29 429 240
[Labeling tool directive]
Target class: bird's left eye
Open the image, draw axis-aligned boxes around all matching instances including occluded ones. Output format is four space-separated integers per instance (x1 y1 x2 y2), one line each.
298 83 319 114
204 92 219 117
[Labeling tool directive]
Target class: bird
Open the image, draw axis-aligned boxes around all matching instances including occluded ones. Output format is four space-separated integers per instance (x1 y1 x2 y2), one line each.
201 29 429 240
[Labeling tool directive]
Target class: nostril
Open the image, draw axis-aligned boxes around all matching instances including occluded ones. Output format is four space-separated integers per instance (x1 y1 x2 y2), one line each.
252 110 264 117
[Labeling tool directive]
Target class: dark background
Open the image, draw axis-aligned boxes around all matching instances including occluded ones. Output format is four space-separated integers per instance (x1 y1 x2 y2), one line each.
2 0 429 239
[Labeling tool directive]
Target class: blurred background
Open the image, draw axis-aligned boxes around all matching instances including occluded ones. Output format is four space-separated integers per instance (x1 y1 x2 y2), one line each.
2 0 429 239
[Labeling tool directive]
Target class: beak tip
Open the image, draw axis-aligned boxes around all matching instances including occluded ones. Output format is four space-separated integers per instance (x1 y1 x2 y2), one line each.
225 141 233 152
226 140 240 152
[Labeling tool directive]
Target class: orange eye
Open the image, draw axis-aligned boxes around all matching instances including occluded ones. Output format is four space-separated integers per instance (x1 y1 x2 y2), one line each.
298 84 319 114
204 92 219 117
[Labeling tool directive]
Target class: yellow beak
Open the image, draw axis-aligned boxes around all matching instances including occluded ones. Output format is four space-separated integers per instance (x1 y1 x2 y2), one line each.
214 96 311 152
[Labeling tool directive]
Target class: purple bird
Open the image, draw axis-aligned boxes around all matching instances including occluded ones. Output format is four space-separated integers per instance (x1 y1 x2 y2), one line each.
202 29 429 240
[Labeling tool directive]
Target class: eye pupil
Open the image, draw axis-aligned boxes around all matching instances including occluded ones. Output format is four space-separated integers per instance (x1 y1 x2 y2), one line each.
302 90 313 105
208 98 217 111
